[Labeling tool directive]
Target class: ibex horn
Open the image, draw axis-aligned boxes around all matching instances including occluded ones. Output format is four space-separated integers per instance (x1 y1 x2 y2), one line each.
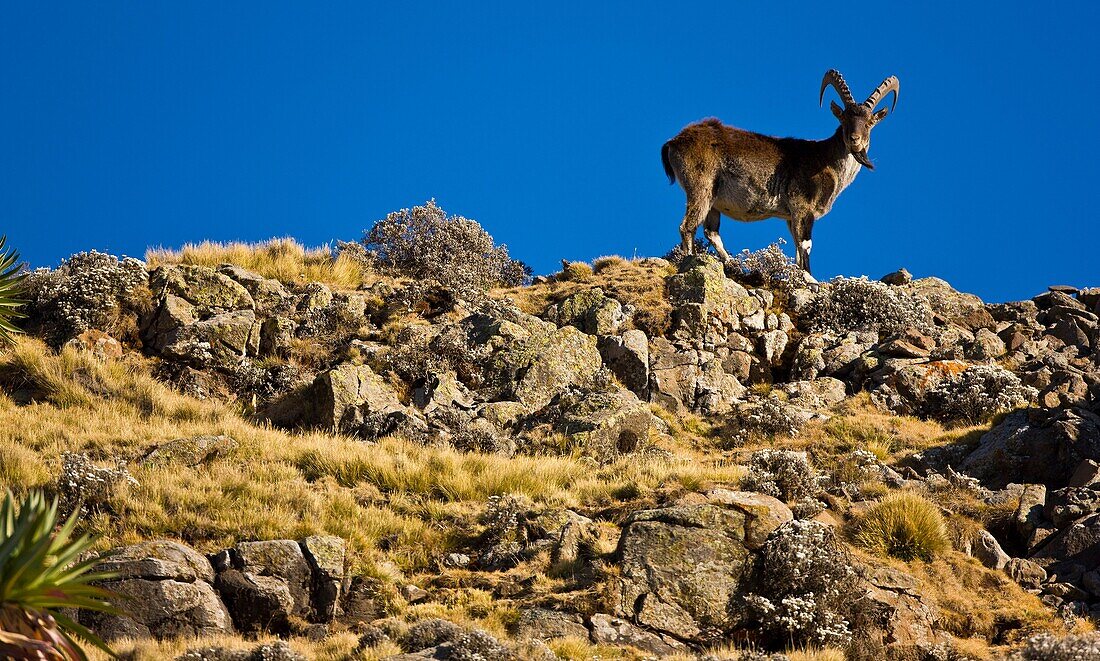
863 76 900 114
819 69 856 108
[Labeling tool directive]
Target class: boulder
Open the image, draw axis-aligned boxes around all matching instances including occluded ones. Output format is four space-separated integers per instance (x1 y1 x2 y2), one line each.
511 608 589 641
232 540 313 620
968 529 1011 570
1030 512 1100 570
149 264 254 316
615 503 755 641
779 377 847 409
1005 558 1047 589
587 613 686 656
217 264 292 314
64 329 123 360
597 330 649 397
263 363 422 438
850 563 943 656
157 309 258 368
140 435 238 467
541 389 656 462
83 540 231 641
961 408 1100 489
547 287 624 336
215 569 295 634
301 535 347 622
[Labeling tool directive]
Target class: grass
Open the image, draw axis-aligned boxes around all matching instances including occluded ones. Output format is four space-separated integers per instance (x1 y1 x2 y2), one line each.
0 338 746 578
145 237 369 289
496 257 675 338
849 491 950 561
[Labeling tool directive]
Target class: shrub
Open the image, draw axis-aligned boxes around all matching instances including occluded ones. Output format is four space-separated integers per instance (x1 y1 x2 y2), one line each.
55 451 138 518
726 397 806 445
849 492 950 561
558 261 593 282
25 250 149 344
0 490 118 659
591 255 628 273
0 236 27 345
729 240 809 290
1009 632 1100 660
803 276 931 335
663 237 714 268
739 520 856 647
741 449 821 504
923 363 1036 422
363 200 529 300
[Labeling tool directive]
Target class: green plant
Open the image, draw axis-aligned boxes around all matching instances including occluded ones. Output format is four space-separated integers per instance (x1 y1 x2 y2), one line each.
0 236 27 345
850 491 950 561
0 490 118 660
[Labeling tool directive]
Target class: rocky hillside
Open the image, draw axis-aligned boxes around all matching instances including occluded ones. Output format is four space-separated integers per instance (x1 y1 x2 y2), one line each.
4 225 1100 660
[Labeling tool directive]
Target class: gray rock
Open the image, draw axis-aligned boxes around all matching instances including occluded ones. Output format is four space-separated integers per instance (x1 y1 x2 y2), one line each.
597 330 649 397
779 377 847 409
301 535 346 622
87 576 232 641
214 569 294 634
232 540 313 620
587 613 686 656
548 287 624 336
881 268 913 285
1005 558 1047 589
1015 484 1048 542
150 264 255 316
615 503 753 641
141 435 238 467
217 264 292 314
1070 460 1100 487
968 529 1010 570
511 608 588 640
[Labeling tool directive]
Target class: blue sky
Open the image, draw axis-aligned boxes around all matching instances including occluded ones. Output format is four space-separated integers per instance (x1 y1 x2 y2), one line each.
2 2 1096 302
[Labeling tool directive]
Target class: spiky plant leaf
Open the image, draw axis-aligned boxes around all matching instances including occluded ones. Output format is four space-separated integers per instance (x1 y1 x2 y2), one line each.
0 491 118 660
0 235 27 345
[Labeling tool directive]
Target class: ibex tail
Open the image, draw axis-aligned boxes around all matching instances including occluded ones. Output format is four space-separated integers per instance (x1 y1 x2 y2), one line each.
661 141 676 185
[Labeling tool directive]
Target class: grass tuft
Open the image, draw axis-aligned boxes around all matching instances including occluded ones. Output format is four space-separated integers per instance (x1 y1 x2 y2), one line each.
849 491 950 561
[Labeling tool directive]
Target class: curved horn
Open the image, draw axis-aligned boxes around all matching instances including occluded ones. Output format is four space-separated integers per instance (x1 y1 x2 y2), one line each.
863 76 900 113
819 69 856 107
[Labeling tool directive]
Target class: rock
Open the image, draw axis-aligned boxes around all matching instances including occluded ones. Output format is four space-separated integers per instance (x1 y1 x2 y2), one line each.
301 535 346 622
1038 370 1090 408
703 490 793 549
967 328 1006 359
1069 460 1100 487
900 277 986 328
263 363 421 438
259 316 297 358
231 540 313 620
141 435 238 467
850 563 943 657
442 553 470 568
961 408 1100 489
511 608 588 640
540 389 656 462
597 330 649 397
64 329 123 359
1047 486 1100 527
969 529 1010 570
1030 512 1100 569
1014 484 1048 542
84 540 231 641
778 377 847 409
474 312 603 413
402 584 429 604
548 287 624 336
150 264 254 316
217 264 292 314
667 255 759 344
413 371 475 414
881 268 913 285
1078 287 1100 311
214 569 295 634
615 503 754 641
157 309 258 368
1005 558 1047 589
587 613 687 656
298 282 333 311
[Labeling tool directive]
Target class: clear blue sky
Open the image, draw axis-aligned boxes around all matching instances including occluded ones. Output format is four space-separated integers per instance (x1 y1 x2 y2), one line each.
2 2 1096 302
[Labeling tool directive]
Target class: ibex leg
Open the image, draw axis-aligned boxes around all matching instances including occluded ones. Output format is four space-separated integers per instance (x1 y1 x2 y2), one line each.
788 216 815 275
703 210 732 263
679 195 712 256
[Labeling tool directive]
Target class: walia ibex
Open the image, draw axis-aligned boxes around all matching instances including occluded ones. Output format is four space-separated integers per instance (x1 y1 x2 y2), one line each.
661 70 899 275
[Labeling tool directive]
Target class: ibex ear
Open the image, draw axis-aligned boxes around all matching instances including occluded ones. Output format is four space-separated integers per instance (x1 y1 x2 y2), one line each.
871 107 889 124
830 100 844 120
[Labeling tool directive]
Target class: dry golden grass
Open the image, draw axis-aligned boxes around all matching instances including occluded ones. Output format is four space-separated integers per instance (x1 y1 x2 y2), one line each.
496 257 675 337
145 237 370 289
87 631 371 661
0 338 745 576
849 491 950 561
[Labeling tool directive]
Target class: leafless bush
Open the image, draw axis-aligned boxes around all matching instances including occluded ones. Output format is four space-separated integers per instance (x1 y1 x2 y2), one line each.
363 200 529 301
804 276 931 335
25 250 149 343
386 322 488 386
739 519 856 647
729 240 809 290
663 237 714 268
1008 632 1100 660
722 396 805 446
923 363 1036 422
55 451 138 518
741 449 821 504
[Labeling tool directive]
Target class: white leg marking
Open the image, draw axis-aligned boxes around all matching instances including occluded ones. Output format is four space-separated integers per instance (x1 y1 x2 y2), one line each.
800 239 812 254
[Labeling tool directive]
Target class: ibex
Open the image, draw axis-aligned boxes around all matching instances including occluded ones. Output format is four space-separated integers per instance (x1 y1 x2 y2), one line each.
661 70 899 275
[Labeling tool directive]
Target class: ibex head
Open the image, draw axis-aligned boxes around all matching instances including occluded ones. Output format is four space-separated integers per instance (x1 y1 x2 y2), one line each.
819 69 899 170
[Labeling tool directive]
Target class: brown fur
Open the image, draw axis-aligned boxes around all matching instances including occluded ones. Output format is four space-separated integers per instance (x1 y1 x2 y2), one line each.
663 74 896 275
